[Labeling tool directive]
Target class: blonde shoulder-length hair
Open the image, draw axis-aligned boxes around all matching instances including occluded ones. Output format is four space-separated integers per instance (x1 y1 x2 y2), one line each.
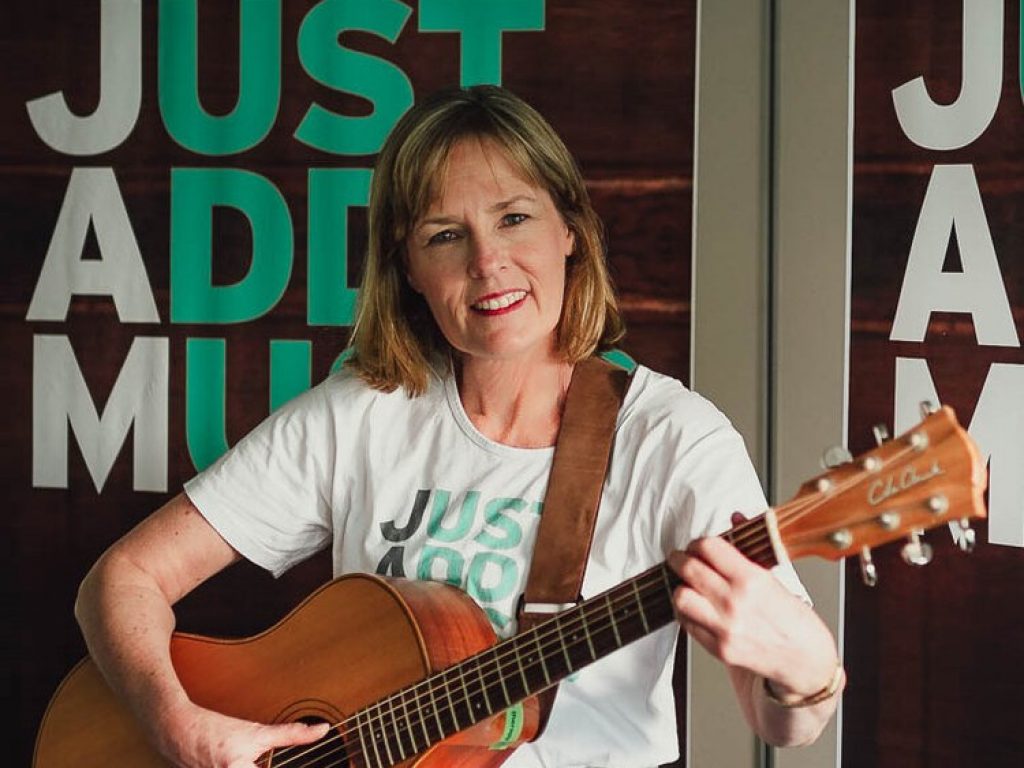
346 85 624 395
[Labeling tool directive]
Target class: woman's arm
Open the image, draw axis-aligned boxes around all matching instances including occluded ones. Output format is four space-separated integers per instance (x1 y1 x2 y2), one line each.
75 492 328 767
668 536 843 747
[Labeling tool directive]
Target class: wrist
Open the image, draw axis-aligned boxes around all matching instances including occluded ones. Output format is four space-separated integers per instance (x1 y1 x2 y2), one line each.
762 662 845 708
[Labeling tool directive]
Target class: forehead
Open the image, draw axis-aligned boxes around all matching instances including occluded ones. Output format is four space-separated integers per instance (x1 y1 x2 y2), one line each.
425 137 542 211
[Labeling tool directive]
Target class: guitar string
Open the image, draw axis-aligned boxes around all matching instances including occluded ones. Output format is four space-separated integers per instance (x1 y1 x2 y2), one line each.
270 522 786 768
271 512 813 768
271 440 928 768
771 441 928 540
268 567 682 768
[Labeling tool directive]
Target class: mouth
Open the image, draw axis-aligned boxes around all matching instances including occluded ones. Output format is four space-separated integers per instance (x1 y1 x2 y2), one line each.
470 290 528 315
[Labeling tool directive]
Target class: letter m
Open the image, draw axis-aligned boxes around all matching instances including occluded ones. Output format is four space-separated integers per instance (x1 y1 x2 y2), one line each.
33 335 168 492
896 357 1024 547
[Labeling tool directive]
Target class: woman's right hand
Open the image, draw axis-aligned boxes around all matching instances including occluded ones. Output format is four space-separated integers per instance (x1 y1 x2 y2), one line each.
153 701 330 768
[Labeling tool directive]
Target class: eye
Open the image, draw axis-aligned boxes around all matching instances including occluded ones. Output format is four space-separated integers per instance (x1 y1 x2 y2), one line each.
500 212 529 227
426 229 459 246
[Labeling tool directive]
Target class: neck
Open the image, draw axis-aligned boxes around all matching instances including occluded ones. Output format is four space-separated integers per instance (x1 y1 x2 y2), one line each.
457 355 573 448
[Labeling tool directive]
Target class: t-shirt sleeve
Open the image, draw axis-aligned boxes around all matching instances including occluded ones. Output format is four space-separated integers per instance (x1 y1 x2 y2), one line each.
184 381 342 577
657 392 811 603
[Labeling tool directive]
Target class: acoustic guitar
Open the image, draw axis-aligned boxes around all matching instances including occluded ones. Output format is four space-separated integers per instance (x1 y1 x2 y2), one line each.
33 403 988 768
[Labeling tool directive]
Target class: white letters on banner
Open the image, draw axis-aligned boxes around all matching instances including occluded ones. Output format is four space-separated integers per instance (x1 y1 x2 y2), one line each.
892 0 1002 150
24 1 544 492
32 335 168 493
26 0 141 156
890 164 1018 346
895 358 1024 547
26 168 159 323
890 0 1022 547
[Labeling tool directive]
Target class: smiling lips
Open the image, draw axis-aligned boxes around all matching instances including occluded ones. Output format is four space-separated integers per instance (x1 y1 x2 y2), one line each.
471 290 528 314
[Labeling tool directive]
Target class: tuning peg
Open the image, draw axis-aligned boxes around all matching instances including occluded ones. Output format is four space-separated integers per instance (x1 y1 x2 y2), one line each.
820 445 853 469
859 547 878 587
871 423 890 447
919 400 938 419
955 518 976 553
900 529 933 566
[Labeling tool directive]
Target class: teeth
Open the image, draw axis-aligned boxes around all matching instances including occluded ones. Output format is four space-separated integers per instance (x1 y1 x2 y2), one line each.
473 290 526 311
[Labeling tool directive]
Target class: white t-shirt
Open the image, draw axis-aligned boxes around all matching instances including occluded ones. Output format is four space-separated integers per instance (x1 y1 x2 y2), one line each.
185 363 806 767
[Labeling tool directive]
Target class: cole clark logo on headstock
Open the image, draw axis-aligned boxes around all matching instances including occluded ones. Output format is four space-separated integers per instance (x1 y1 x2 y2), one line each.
866 460 944 507
819 400 981 588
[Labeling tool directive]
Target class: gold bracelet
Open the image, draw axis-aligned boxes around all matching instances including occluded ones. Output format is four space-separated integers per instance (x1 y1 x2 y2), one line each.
762 664 844 708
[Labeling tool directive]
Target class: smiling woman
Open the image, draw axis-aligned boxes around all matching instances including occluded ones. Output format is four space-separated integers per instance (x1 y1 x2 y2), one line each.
348 85 624 398
404 138 574 369
72 84 843 768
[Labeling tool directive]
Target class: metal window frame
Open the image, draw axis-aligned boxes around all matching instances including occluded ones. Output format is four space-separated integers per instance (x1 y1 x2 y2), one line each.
689 2 852 767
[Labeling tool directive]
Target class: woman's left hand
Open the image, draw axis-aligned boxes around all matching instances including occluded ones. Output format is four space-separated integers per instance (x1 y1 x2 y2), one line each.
666 527 839 704
667 521 843 746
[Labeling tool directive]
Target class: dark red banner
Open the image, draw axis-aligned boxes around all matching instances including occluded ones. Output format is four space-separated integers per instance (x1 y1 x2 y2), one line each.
848 1 1024 765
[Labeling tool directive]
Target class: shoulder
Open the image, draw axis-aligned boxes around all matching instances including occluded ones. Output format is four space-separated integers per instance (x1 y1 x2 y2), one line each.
290 365 447 419
618 365 740 450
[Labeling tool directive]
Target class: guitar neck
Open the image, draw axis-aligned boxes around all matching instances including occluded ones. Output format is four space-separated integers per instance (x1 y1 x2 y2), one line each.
347 515 778 761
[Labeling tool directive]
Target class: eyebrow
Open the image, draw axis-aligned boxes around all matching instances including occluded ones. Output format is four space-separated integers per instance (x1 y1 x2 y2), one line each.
417 194 539 228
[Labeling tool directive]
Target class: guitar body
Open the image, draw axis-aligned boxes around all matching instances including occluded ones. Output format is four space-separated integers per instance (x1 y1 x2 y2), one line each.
33 574 540 768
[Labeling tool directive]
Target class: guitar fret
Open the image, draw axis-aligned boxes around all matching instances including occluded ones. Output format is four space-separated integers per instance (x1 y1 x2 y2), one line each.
398 687 416 757
514 642 530 693
443 666 462 731
632 579 651 633
354 709 376 768
364 704 384 768
492 646 512 707
472 654 490 719
411 681 432 750
427 675 447 742
579 608 597 661
378 699 396 766
555 614 573 671
659 564 674 601
386 693 405 763
405 684 425 753
605 592 622 647
533 628 552 686
456 655 481 725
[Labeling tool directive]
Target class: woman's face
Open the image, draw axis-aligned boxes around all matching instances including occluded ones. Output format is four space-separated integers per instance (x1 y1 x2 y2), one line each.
405 137 574 365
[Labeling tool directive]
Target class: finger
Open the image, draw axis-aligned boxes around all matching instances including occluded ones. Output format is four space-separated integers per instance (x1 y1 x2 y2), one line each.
673 585 724 636
688 536 761 583
731 511 748 526
684 621 724 660
259 720 331 749
669 550 732 605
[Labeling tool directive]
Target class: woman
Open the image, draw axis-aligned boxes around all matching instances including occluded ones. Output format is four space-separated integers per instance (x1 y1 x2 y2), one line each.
75 85 842 767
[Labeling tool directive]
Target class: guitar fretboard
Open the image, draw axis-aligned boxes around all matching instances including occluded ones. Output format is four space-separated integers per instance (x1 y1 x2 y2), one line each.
316 515 776 768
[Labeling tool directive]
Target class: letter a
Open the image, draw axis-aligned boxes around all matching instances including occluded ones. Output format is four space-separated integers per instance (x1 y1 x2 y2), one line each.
27 168 159 323
890 165 1018 347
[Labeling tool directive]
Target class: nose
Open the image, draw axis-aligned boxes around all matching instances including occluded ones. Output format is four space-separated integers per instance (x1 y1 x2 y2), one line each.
467 232 504 278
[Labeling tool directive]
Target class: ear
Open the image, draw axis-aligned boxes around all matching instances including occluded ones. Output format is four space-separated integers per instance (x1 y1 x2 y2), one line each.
401 246 423 294
404 265 423 294
564 224 576 258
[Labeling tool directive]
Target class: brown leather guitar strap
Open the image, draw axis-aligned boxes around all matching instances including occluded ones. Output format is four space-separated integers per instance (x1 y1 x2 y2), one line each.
517 355 631 738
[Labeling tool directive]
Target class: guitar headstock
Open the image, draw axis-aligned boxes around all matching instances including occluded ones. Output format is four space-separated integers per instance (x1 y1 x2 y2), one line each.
775 403 988 583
